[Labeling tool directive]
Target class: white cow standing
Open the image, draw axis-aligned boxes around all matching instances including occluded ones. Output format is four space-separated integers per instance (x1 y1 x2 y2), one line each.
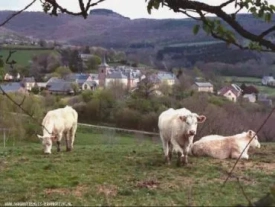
190 130 261 159
37 105 78 154
158 108 206 166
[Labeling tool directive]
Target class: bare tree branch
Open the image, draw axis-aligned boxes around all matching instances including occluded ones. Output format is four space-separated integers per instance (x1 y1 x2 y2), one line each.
259 25 275 39
42 0 106 19
0 0 37 27
218 0 235 8
163 0 275 51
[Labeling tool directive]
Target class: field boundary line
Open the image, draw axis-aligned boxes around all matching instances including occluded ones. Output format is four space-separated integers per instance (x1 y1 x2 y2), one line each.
9 112 159 136
78 123 159 136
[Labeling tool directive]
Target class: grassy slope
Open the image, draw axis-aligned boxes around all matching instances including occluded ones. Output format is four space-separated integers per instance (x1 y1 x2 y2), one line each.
0 129 274 206
0 49 57 67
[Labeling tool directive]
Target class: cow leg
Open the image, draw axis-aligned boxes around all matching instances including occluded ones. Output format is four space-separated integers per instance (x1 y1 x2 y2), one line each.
162 140 171 165
70 124 77 150
182 136 195 165
168 141 172 162
56 132 63 152
170 138 184 167
65 132 71 152
57 141 61 152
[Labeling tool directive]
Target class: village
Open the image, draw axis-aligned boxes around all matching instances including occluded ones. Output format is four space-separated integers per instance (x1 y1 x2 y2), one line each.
0 54 273 107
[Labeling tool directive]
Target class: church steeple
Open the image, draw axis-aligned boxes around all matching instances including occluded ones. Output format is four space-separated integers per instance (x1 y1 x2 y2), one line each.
98 54 110 88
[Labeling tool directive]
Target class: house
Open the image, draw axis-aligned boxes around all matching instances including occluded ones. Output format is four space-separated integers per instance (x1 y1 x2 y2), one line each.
156 72 176 86
0 82 28 94
262 75 275 86
218 84 242 102
243 93 257 103
21 77 36 91
192 82 214 93
47 81 75 95
258 93 273 106
65 73 93 87
82 80 98 91
80 54 94 62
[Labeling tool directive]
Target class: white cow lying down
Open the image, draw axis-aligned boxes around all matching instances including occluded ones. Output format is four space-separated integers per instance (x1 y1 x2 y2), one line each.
37 105 78 154
190 130 261 160
158 107 206 166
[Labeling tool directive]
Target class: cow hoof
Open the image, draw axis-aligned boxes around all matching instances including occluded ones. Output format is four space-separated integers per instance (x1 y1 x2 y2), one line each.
66 148 72 152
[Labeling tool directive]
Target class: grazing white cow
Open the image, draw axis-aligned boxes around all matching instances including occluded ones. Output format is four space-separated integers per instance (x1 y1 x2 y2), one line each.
158 108 206 166
37 105 78 154
190 130 261 160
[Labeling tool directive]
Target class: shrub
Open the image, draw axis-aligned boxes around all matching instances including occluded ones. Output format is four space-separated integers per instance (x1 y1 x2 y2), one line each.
140 112 158 132
114 108 141 129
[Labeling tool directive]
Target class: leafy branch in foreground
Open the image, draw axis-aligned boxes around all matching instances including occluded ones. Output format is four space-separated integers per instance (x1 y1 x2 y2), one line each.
146 0 275 52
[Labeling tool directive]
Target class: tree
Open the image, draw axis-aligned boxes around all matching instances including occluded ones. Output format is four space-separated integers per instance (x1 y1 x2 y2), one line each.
86 55 101 71
83 46 90 54
69 50 83 73
54 66 72 79
146 0 275 52
134 71 157 99
38 39 47 47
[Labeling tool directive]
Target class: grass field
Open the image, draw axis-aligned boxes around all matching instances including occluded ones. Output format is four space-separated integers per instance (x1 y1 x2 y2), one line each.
0 128 274 206
0 49 57 67
223 76 262 84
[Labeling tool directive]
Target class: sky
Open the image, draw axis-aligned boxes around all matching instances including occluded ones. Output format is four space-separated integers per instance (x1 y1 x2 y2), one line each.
0 0 269 19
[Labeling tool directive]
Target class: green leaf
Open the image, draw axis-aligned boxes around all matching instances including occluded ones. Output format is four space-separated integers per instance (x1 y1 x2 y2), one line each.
270 4 275 11
202 23 211 35
193 24 200 35
147 0 154 14
153 0 160 9
258 8 264 18
217 25 225 35
264 13 272 22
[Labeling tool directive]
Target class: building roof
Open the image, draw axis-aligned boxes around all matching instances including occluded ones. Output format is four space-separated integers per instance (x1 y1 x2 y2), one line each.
107 72 127 79
47 81 74 93
218 85 239 97
195 82 213 87
22 77 35 83
99 55 109 67
0 82 24 93
66 73 90 81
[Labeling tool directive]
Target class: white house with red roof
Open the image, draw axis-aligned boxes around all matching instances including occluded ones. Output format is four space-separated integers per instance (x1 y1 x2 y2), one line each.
217 84 242 102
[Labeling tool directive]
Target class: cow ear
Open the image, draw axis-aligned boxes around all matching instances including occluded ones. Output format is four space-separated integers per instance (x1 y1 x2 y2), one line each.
179 115 187 122
197 115 206 123
247 130 253 137
37 134 44 139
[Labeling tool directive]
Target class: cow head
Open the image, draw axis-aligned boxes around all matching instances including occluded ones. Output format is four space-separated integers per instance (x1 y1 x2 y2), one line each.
179 113 206 136
37 134 57 154
247 130 261 149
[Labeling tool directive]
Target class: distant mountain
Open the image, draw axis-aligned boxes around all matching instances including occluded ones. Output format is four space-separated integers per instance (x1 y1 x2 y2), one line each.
0 10 273 67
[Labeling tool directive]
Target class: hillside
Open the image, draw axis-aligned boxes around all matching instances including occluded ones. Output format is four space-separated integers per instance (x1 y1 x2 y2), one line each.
0 10 273 66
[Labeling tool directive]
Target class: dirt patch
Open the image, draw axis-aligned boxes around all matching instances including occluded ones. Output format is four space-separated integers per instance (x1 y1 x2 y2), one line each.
136 179 160 189
97 184 118 197
44 185 88 197
45 188 68 196
220 160 275 174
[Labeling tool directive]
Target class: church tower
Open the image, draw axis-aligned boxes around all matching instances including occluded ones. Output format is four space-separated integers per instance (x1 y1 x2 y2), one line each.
98 55 110 88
